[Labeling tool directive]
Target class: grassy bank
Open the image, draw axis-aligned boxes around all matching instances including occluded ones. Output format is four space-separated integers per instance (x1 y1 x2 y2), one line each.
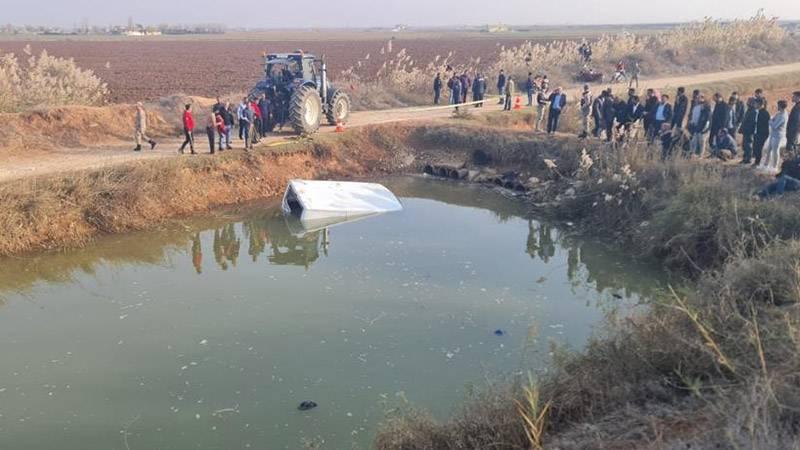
4 112 800 448
374 122 800 448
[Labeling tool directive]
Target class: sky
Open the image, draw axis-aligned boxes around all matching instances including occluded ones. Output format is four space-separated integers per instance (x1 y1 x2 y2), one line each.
1 0 798 28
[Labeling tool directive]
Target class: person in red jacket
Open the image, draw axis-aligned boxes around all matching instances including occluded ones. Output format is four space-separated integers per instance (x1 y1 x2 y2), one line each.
179 104 196 154
250 98 262 144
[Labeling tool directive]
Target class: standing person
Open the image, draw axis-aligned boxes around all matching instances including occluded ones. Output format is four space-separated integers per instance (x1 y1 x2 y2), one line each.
212 96 225 115
603 94 618 142
473 73 486 107
651 94 672 144
687 94 711 156
761 100 789 173
643 89 658 141
258 94 270 136
730 91 745 133
740 98 758 164
205 110 220 154
535 87 549 132
237 98 249 141
752 99 771 167
579 85 593 138
220 103 234 151
629 61 641 89
450 74 462 111
459 72 471 104
672 87 689 130
238 98 251 150
250 97 262 144
246 101 257 148
591 90 607 138
496 70 507 105
133 102 157 152
709 93 730 149
613 60 626 83
787 91 800 153
525 72 535 106
503 76 515 111
726 95 741 136
178 103 195 155
433 73 443 105
689 89 701 113
547 87 567 134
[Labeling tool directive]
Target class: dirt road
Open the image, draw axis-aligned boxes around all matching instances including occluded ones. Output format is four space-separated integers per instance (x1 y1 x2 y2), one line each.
2 62 800 183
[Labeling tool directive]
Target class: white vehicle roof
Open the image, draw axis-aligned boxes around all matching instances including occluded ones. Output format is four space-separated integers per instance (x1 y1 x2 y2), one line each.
282 180 403 226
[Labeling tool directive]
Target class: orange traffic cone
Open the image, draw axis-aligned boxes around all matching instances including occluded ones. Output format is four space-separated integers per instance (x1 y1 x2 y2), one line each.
513 96 522 110
335 121 345 133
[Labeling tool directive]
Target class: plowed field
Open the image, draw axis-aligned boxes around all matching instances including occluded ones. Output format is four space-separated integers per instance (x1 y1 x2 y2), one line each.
0 36 535 103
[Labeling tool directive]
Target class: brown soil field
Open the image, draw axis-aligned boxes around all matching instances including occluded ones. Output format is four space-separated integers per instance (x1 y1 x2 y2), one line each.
0 36 538 103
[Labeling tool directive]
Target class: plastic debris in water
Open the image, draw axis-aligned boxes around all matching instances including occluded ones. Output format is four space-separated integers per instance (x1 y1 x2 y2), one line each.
298 401 318 411
494 329 505 336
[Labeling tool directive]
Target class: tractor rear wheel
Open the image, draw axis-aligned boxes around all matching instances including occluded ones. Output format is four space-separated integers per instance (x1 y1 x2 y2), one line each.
326 90 352 125
289 85 322 135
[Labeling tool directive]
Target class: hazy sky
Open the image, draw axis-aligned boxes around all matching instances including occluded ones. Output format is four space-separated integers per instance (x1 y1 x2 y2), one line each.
1 0 798 28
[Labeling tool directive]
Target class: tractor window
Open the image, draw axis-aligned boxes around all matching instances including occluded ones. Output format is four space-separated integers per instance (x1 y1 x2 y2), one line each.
267 60 301 83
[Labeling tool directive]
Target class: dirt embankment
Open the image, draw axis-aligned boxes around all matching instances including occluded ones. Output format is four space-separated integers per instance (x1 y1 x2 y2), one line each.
0 111 601 258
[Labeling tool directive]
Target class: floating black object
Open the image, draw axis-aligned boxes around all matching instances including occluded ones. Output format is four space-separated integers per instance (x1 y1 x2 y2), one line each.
494 329 505 336
298 401 318 411
612 293 623 299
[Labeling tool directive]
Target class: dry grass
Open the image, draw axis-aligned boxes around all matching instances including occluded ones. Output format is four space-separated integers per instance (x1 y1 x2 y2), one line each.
0 45 107 112
374 130 800 449
340 13 799 110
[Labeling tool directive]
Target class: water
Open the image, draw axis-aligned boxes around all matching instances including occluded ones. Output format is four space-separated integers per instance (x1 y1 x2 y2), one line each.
0 177 665 449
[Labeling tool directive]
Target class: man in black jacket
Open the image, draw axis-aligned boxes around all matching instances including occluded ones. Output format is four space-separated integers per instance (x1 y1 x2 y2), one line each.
433 73 443 105
672 87 689 130
740 98 758 164
592 90 607 138
787 91 800 152
709 93 730 149
688 94 712 156
730 91 745 133
603 94 617 142
752 99 771 166
642 89 658 138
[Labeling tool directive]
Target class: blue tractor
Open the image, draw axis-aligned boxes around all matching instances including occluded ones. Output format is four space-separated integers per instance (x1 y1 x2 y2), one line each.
251 51 351 135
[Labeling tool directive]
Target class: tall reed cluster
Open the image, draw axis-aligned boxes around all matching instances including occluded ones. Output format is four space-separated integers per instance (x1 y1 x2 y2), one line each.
339 11 790 109
0 45 108 112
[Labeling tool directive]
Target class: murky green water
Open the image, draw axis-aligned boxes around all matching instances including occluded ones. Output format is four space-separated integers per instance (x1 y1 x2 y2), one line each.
0 177 665 449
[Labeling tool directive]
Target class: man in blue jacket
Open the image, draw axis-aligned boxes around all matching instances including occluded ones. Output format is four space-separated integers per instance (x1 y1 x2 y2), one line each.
525 73 535 106
547 87 567 134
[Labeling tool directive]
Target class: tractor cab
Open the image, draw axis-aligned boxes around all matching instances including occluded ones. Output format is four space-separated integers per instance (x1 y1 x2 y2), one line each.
265 52 319 87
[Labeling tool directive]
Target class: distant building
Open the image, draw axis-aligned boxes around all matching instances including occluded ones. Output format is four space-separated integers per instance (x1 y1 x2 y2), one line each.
485 24 511 33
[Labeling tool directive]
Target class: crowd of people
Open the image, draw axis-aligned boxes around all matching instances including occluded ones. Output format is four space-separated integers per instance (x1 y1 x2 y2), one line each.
431 67 800 198
135 94 279 155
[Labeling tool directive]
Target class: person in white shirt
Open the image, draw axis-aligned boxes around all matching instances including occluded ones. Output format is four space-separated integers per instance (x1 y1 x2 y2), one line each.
761 100 789 173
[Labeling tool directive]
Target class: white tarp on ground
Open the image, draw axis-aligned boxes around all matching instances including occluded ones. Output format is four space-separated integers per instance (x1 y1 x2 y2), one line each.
281 180 403 227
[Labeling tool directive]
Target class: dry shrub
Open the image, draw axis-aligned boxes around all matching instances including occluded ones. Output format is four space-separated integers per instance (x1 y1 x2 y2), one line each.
340 12 795 110
0 47 108 112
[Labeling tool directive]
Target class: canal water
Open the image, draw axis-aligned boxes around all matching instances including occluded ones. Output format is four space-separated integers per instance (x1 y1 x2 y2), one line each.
0 177 665 449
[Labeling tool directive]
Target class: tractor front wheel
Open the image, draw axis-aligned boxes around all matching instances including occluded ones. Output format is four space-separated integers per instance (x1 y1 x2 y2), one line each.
289 85 322 135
